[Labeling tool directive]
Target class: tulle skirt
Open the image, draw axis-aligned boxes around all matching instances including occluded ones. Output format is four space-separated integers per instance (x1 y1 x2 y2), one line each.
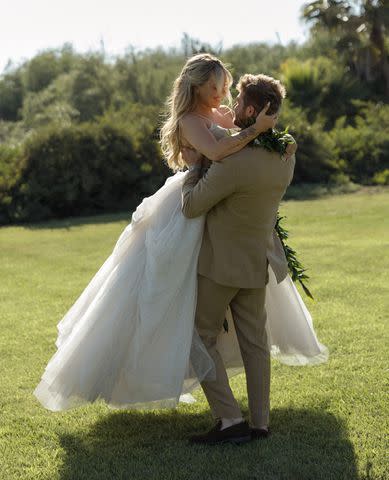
34 171 328 412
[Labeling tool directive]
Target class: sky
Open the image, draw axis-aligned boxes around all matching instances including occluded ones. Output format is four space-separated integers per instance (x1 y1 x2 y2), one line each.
0 0 309 74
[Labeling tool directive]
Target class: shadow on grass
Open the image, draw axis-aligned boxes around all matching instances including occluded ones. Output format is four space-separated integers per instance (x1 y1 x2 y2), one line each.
58 407 358 480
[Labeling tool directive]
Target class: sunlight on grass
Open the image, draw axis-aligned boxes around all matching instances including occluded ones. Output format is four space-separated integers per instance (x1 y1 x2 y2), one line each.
1 191 388 480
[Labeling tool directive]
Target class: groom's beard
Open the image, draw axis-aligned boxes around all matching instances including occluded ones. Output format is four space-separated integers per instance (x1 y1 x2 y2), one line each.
234 113 256 130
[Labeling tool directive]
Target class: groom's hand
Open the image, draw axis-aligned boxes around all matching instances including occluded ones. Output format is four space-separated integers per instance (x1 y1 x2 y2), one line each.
181 147 203 169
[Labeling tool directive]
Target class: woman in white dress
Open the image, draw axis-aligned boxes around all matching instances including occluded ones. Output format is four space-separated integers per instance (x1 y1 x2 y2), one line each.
34 54 328 413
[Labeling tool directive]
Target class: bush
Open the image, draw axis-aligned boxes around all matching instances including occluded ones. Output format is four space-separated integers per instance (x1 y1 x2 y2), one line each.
278 101 339 183
372 169 389 186
0 145 23 223
0 71 24 121
22 85 79 129
70 55 114 122
5 121 167 223
0 120 27 146
329 102 389 183
280 56 363 129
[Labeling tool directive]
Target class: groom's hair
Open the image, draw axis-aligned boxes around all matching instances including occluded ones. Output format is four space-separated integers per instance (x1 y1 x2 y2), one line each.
237 74 286 116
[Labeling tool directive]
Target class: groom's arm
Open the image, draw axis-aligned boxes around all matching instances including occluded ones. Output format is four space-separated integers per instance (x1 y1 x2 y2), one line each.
181 159 237 218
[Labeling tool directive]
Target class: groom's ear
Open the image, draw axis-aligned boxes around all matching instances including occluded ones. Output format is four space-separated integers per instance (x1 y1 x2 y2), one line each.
245 105 256 118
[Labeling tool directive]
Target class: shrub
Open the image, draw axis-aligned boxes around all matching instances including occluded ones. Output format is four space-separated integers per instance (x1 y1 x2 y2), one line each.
280 56 363 129
372 169 389 186
329 102 389 183
0 145 23 223
6 121 166 223
0 71 24 121
278 101 339 183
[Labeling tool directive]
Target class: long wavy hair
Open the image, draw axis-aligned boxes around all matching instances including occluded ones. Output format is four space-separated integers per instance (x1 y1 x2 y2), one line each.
160 53 233 171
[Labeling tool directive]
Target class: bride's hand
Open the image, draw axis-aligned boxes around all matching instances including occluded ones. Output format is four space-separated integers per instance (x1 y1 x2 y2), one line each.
286 141 298 157
254 103 278 133
282 140 298 162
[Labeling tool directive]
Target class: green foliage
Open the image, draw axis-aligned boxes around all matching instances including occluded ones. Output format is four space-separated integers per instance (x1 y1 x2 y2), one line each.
302 0 389 97
0 145 23 223
3 122 167 223
22 44 81 93
297 28 339 61
0 21 387 222
70 55 113 122
223 43 300 82
181 32 223 57
0 71 24 121
280 56 363 128
22 78 79 129
281 59 322 117
372 169 389 185
329 101 389 183
278 101 339 183
276 213 314 299
24 51 62 93
238 116 296 154
113 49 183 107
0 120 27 146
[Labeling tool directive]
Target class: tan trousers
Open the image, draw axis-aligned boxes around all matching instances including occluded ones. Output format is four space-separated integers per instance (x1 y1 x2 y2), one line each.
195 274 270 428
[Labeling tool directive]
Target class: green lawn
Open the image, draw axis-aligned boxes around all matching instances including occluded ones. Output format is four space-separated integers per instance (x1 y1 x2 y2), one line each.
1 189 388 480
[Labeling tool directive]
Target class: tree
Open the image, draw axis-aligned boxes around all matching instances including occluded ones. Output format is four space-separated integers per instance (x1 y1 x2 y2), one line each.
302 0 389 96
181 33 223 57
0 71 24 121
70 55 113 122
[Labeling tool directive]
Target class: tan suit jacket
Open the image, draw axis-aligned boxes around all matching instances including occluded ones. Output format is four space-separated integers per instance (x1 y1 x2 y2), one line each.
182 143 295 289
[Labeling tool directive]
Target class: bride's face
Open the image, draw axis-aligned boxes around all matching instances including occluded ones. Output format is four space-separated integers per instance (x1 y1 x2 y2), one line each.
195 73 227 109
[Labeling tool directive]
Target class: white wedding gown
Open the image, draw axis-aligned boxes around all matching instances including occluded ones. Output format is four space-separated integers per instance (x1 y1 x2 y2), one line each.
34 171 328 412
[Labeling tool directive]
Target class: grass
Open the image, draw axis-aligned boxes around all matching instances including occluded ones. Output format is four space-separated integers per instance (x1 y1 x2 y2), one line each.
0 189 388 480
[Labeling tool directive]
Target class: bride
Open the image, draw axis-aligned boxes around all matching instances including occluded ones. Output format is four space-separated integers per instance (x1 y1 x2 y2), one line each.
34 54 328 413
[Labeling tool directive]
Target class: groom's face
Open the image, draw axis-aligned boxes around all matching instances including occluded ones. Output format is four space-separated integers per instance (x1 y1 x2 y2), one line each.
233 91 255 128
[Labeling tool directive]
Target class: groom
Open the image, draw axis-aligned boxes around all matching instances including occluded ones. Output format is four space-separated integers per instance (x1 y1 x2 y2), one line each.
181 73 296 445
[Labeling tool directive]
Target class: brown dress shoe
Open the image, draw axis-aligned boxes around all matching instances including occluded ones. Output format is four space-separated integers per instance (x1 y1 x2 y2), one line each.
189 420 252 445
250 426 270 439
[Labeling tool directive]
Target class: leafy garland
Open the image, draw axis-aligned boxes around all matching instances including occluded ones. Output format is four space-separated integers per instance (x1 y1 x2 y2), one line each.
248 126 296 155
275 213 314 300
227 117 296 154
222 124 313 332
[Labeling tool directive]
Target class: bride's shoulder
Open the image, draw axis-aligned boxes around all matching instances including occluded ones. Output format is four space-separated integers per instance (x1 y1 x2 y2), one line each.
180 113 212 130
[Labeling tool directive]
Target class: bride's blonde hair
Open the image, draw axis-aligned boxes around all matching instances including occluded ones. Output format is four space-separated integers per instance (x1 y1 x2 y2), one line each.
160 53 233 171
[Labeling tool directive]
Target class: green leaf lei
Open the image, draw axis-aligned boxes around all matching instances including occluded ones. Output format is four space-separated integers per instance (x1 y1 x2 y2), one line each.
275 213 314 300
252 124 313 299
222 123 313 333
227 117 296 154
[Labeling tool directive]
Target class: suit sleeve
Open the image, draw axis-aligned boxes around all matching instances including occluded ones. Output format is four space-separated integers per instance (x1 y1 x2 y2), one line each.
181 158 237 218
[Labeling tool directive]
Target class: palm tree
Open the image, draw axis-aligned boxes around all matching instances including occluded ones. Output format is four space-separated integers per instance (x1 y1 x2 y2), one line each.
302 0 389 96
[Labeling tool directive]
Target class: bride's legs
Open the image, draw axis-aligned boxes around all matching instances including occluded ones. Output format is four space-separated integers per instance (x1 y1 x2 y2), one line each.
195 274 242 423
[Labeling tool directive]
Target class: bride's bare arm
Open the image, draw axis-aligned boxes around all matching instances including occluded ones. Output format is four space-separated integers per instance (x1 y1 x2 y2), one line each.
213 105 236 129
180 103 275 162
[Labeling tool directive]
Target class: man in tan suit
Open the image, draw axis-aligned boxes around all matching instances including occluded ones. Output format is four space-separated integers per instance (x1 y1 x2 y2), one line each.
181 74 296 445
